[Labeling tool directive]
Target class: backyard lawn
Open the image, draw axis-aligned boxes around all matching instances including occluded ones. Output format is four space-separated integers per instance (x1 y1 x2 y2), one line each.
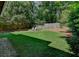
0 31 74 57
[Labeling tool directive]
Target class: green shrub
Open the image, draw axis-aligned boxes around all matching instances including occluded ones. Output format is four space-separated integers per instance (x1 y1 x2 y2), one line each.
11 15 31 30
0 16 7 31
68 3 79 56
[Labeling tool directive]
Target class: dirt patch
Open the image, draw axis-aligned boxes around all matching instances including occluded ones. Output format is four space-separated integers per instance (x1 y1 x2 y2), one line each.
48 27 72 38
48 27 69 32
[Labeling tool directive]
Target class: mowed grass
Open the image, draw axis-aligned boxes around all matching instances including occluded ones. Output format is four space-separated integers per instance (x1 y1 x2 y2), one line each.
0 31 74 56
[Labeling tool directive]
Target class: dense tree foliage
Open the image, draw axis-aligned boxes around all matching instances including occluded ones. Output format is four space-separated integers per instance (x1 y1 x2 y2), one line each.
0 1 33 31
0 1 78 31
68 3 79 56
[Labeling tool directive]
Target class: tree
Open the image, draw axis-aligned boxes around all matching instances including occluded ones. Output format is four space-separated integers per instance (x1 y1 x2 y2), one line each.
68 3 79 56
1 1 33 30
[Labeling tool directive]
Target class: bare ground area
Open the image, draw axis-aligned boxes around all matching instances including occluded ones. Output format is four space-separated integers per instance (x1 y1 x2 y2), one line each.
48 27 72 37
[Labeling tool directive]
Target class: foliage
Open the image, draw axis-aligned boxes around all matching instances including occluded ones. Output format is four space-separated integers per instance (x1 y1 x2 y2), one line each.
0 1 33 31
60 9 70 26
11 15 31 30
0 16 7 31
0 1 79 31
32 1 66 23
68 3 79 56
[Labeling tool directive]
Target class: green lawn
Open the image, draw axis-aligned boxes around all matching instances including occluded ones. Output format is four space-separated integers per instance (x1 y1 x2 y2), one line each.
0 31 74 56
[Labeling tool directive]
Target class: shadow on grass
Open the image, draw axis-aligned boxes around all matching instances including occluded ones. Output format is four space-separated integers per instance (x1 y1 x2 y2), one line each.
60 36 77 56
3 33 74 57
60 36 72 45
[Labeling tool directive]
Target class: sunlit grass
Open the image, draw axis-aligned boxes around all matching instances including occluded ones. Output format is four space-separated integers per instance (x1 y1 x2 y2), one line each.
0 31 73 56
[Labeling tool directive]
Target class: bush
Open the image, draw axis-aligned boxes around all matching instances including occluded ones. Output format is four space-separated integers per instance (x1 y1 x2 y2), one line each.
0 16 7 31
68 3 79 56
0 15 32 31
11 15 31 30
